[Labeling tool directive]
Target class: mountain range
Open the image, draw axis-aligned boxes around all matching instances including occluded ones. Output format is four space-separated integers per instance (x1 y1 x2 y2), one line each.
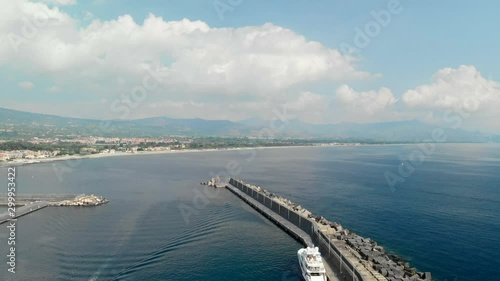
1 107 498 142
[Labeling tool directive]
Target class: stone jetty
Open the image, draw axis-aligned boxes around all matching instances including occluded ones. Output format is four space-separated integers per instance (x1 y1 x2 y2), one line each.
228 178 432 281
0 193 109 225
52 194 108 206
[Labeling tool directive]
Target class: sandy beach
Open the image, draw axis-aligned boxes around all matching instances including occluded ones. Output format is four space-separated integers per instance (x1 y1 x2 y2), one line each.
0 143 391 168
0 145 315 167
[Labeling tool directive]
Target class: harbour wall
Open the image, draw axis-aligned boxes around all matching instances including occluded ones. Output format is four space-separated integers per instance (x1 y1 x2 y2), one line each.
227 178 432 281
229 178 363 281
0 194 108 224
226 184 314 248
313 228 365 281
0 194 76 206
0 201 50 224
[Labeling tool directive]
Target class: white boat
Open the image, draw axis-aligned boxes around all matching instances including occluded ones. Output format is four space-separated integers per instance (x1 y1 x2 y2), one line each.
297 246 327 281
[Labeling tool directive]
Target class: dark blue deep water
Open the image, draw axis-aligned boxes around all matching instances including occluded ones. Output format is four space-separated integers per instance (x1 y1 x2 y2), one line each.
0 144 499 281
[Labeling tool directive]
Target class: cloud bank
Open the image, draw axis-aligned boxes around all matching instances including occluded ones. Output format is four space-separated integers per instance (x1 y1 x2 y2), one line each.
0 1 498 133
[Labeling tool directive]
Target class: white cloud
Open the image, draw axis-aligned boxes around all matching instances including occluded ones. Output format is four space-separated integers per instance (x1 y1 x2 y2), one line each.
328 67 500 131
402 65 500 133
0 0 379 126
403 65 499 111
0 0 372 99
18 81 34 90
284 91 329 123
144 100 233 121
4 1 496 134
335 84 397 114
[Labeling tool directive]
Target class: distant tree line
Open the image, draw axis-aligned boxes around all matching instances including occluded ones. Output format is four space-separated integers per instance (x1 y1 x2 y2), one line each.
0 141 85 155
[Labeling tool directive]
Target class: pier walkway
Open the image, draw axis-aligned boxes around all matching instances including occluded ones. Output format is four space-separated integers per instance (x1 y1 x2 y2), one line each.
0 194 76 206
0 201 50 224
226 184 313 246
0 194 108 224
331 240 387 281
226 184 340 281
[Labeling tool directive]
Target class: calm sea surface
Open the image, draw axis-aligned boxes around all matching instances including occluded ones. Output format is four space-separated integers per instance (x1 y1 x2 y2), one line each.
0 144 499 281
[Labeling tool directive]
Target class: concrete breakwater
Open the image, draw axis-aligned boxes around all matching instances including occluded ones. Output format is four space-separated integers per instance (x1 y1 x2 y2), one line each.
0 194 109 224
201 177 226 188
0 193 108 206
225 182 340 281
0 201 50 224
0 193 76 206
227 178 432 281
53 194 108 206
226 184 314 247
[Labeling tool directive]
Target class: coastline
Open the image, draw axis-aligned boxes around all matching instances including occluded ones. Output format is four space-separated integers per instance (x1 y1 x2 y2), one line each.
0 144 368 167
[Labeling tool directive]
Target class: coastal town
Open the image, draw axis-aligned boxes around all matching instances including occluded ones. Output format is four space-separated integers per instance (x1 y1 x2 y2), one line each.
0 136 189 162
0 136 363 164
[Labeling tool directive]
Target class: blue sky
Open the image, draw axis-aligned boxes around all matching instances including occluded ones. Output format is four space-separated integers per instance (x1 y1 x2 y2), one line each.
1 0 499 133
